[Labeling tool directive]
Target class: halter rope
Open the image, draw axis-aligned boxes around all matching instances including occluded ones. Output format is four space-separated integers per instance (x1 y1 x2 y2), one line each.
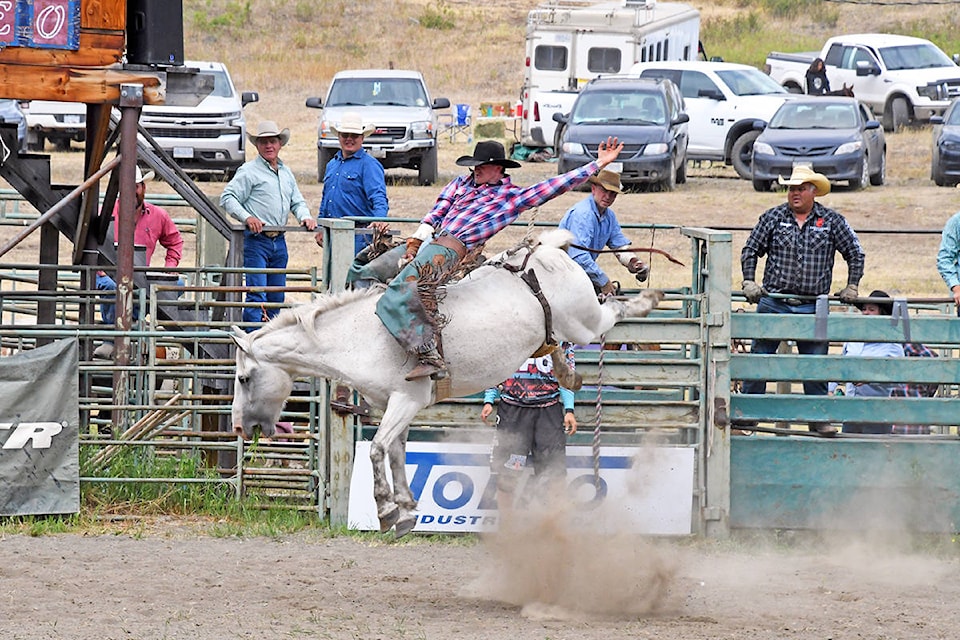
593 332 605 490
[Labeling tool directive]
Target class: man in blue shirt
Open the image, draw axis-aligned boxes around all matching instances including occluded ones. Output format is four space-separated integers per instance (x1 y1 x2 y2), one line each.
220 120 317 330
558 168 649 297
316 112 389 256
936 210 960 308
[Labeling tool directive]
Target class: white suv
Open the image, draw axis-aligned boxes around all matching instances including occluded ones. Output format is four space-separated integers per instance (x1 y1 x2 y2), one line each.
305 69 450 185
629 61 795 179
23 100 86 151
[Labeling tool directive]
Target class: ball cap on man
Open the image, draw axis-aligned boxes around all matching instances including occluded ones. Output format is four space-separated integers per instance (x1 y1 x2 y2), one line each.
247 120 290 146
455 140 521 168
331 112 375 136
778 165 831 196
588 169 623 194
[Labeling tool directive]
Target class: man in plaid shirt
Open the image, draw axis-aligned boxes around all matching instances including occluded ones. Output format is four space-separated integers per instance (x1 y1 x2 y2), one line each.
376 137 624 381
739 166 865 434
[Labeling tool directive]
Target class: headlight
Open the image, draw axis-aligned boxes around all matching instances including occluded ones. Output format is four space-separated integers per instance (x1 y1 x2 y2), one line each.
941 140 960 152
642 143 668 155
320 120 335 140
835 140 862 155
753 142 774 155
917 83 946 101
561 142 585 155
411 120 432 138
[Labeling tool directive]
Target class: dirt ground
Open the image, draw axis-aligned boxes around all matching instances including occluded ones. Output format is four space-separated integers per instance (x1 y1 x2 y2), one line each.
3 517 959 640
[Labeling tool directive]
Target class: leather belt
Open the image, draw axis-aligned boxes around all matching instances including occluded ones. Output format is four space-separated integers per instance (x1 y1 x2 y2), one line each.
262 230 285 238
432 232 467 261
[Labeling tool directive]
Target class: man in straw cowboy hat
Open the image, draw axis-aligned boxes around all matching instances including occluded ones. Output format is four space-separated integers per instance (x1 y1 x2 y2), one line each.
738 164 865 435
376 136 624 381
221 120 317 331
559 166 649 297
316 112 389 256
94 165 184 358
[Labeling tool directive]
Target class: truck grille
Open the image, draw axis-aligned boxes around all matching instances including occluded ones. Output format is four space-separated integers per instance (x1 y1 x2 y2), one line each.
585 143 645 158
143 127 234 139
774 144 836 157
368 126 408 143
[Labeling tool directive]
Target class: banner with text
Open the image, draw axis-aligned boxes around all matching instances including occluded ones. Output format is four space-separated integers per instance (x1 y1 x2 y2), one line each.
0 338 80 515
349 441 694 535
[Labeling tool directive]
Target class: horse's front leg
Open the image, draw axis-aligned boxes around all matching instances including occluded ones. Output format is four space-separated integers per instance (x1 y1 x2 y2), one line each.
370 390 428 534
386 428 418 538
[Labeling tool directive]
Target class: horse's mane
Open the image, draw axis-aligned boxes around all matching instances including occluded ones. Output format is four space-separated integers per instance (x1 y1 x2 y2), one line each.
263 287 381 332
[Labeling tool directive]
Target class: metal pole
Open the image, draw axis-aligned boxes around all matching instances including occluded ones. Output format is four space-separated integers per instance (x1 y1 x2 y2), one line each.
113 84 144 431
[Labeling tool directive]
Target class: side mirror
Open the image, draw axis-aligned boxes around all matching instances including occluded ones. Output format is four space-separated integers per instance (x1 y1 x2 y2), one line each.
855 60 879 76
305 97 323 109
671 113 690 126
864 120 880 130
241 92 259 108
930 115 945 125
433 97 451 109
552 112 568 124
697 89 725 101
753 120 767 131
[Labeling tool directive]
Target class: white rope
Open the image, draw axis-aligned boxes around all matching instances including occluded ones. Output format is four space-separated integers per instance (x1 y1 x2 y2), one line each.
593 332 605 490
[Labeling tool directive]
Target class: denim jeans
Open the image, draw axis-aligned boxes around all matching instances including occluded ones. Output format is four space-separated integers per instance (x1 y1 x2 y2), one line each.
740 296 828 396
95 271 140 326
242 231 289 330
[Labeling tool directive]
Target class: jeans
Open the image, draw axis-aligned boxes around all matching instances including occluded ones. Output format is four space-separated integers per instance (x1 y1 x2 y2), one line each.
242 231 289 330
740 296 828 396
95 271 139 326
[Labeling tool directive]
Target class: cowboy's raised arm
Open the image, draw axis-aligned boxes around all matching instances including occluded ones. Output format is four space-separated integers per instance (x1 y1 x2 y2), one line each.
596 137 624 170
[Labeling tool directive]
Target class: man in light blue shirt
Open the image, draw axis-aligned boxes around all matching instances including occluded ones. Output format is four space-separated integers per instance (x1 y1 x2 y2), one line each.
558 169 648 297
220 120 316 330
936 211 960 308
316 112 389 255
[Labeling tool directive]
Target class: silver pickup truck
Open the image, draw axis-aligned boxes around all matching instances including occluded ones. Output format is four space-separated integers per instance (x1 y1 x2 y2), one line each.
306 69 450 186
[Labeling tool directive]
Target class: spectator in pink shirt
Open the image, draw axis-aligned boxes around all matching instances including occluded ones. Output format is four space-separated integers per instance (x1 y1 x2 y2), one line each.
94 167 183 357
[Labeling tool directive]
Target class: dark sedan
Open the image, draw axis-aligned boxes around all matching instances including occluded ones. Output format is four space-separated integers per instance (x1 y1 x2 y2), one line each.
931 98 960 187
751 97 886 192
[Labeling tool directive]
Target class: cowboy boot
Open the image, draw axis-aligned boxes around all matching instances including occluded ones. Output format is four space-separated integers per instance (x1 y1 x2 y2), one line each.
405 346 448 381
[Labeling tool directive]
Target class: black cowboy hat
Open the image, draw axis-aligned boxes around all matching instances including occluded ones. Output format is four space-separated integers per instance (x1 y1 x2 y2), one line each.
855 289 893 315
455 140 521 169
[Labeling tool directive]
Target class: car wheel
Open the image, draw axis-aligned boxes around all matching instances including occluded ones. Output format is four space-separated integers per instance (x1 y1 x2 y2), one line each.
851 155 869 190
418 145 439 186
318 147 334 183
658 156 677 192
730 130 760 180
869 150 885 186
752 178 771 192
884 97 910 132
676 157 687 184
932 150 949 186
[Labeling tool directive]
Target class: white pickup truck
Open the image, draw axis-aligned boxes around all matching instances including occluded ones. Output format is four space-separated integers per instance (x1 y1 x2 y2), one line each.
765 33 960 131
629 60 795 179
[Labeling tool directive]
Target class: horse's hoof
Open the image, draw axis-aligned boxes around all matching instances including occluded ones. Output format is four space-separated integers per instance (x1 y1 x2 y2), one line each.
378 504 400 533
394 515 417 539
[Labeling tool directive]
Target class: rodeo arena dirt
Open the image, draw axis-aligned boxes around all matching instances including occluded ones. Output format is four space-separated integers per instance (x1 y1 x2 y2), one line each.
4 136 960 640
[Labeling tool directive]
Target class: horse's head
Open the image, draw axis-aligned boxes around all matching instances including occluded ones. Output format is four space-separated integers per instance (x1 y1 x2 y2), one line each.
230 326 294 440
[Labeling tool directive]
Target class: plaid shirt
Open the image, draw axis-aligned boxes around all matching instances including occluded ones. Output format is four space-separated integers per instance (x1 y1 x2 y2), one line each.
741 201 864 296
891 343 938 435
422 161 600 249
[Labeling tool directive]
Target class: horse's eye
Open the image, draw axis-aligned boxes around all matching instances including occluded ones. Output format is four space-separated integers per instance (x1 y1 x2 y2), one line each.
237 375 249 385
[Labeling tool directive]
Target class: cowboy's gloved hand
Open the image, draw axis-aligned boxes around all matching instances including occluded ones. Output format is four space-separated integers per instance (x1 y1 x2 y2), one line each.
837 284 859 304
627 258 649 283
600 281 617 297
742 280 763 304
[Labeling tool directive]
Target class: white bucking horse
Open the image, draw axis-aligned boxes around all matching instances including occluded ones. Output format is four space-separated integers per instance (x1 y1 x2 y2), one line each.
231 230 662 537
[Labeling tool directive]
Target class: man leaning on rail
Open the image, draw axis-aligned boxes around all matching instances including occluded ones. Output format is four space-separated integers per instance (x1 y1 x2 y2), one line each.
738 165 865 436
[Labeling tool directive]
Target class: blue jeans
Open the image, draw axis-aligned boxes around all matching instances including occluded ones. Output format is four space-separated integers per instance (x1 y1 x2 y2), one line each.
243 231 289 330
95 271 139 326
741 296 828 396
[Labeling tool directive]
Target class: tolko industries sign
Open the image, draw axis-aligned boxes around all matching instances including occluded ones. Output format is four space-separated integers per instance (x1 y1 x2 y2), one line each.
0 0 81 50
349 441 695 535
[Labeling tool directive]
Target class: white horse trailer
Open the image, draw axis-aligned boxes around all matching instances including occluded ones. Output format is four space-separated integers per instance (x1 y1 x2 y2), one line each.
520 0 700 149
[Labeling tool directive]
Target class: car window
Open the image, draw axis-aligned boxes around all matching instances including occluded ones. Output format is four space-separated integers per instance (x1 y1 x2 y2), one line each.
328 78 428 107
572 89 665 125
587 48 622 74
947 104 960 126
678 71 718 99
209 69 233 98
879 43 955 70
534 45 567 71
770 102 858 129
715 69 786 96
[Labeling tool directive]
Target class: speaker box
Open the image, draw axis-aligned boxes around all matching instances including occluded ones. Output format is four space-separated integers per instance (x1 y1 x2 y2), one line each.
127 0 184 66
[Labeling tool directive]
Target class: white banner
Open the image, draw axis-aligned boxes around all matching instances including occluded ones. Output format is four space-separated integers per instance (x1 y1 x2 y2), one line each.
348 441 694 535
